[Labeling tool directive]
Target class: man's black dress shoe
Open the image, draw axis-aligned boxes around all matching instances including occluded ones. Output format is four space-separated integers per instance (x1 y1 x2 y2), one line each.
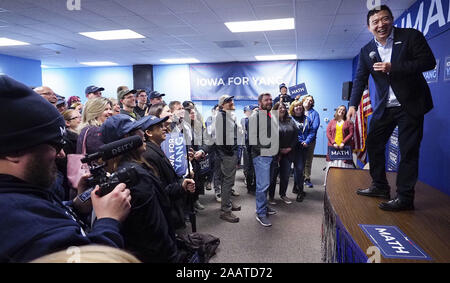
356 186 390 199
379 198 414 211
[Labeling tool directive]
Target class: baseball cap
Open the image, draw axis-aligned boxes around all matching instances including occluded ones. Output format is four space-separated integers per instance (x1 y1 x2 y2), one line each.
56 95 66 106
117 88 137 101
218 95 234 107
100 114 141 144
279 83 287 90
149 91 165 99
137 115 169 131
85 85 105 95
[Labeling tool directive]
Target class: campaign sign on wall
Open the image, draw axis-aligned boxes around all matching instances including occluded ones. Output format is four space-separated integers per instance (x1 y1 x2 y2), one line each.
288 83 308 99
395 0 450 40
424 59 440 83
189 61 297 100
360 224 432 260
161 132 187 177
445 56 450 81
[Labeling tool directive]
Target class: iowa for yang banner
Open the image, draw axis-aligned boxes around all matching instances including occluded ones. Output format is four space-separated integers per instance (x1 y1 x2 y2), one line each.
189 61 297 100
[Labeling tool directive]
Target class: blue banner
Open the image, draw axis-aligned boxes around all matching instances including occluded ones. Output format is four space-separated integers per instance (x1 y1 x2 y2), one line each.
189 61 297 100
288 83 308 99
161 132 188 177
395 0 450 39
359 224 432 260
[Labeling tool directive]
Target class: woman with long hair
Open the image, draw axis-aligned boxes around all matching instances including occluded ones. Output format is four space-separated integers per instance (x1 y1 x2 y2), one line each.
289 100 314 202
324 105 355 185
76 97 113 154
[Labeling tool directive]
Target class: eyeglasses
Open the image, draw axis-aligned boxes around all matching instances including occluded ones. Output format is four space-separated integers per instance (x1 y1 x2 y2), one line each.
68 115 81 121
47 139 66 153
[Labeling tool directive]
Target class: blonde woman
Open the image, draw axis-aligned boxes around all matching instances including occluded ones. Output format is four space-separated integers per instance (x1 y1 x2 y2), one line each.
76 97 113 154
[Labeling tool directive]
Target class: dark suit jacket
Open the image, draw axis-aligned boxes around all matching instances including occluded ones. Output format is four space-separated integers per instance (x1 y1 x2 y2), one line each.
350 27 436 120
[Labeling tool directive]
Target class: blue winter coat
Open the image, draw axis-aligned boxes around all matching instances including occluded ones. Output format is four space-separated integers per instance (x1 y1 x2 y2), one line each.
293 115 315 146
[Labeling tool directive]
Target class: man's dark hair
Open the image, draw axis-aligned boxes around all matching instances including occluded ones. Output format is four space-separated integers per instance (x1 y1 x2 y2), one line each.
367 5 393 26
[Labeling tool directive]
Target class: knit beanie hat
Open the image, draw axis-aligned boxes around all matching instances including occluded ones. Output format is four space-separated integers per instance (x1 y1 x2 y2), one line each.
0 75 66 154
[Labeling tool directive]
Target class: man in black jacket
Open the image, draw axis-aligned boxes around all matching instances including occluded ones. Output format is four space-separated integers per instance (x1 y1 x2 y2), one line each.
0 75 131 262
348 5 436 211
215 95 241 223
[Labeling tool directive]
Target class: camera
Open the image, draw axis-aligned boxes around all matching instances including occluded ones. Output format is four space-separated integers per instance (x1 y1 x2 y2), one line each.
77 136 142 202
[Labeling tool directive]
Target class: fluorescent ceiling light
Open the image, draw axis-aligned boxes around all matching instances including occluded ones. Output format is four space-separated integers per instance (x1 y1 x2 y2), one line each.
80 61 118 66
255 54 297 61
0 38 30 46
225 18 294 33
79 29 145 40
160 58 200 64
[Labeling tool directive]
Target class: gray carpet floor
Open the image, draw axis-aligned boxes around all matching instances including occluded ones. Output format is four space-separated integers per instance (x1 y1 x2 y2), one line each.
187 157 327 263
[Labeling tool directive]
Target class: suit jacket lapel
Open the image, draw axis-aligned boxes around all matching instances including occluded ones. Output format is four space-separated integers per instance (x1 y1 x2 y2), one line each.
391 27 402 64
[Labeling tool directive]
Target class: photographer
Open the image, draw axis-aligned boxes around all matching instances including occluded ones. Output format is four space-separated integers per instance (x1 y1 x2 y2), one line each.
0 75 131 263
100 114 195 262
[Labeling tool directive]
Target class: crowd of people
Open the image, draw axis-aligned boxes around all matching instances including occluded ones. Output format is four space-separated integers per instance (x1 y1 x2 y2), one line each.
0 75 358 263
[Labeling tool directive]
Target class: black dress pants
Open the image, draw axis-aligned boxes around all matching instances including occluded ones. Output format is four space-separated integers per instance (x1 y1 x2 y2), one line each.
366 106 424 202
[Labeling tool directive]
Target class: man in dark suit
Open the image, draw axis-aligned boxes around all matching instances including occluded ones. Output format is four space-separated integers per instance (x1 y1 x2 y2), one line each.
347 5 436 211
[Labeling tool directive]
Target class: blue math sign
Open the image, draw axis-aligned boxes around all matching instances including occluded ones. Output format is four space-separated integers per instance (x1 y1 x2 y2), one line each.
288 83 308 99
328 146 352 161
359 224 432 260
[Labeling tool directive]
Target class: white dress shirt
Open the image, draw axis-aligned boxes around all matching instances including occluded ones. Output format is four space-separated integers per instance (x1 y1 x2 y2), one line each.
374 29 401 108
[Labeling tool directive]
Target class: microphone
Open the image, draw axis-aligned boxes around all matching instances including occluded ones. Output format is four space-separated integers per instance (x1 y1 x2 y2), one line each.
82 135 143 163
369 51 378 64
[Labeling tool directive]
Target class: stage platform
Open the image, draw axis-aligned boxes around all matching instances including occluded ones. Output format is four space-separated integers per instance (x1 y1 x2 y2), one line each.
322 168 450 263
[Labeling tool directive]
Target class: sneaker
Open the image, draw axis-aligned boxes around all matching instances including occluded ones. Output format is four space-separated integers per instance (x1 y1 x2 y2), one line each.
304 179 314 188
215 194 221 203
231 189 240 196
268 197 277 205
205 182 212 191
296 192 306 202
280 196 292 204
266 206 277 216
194 200 205 210
220 211 239 223
256 215 272 227
231 202 241 211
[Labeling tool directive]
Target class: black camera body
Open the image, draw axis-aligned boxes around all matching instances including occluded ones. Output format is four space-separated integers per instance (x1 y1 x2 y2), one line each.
85 164 138 197
77 136 142 201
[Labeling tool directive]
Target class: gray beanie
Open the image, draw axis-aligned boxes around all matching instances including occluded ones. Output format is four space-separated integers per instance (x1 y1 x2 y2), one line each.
0 75 66 154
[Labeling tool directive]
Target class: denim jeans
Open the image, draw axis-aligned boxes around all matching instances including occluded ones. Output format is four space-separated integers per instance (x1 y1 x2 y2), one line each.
253 156 274 217
293 146 306 193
